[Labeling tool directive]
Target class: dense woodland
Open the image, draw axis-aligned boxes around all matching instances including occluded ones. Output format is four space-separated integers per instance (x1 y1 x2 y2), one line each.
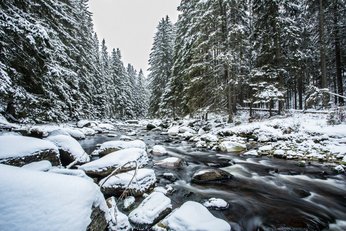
1 0 345 122
149 0 346 121
0 0 148 122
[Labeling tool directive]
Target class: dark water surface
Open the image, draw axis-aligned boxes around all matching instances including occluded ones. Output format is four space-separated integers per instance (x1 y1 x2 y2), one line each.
79 126 346 231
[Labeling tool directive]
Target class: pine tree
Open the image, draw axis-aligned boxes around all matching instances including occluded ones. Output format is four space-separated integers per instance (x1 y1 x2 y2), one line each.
148 16 175 118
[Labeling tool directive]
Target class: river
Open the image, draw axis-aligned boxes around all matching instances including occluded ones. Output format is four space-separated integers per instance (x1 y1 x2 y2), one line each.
79 124 346 231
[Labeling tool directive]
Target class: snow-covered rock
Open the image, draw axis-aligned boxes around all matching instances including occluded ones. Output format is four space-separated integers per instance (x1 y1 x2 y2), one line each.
91 140 146 156
99 168 156 196
243 150 258 156
119 135 133 141
0 135 60 166
129 192 172 228
153 201 230 231
46 133 90 166
191 168 232 183
79 148 149 177
273 149 286 158
219 141 246 152
258 145 273 155
62 127 86 140
179 126 195 134
80 127 96 136
203 198 229 210
28 125 60 137
22 160 52 172
77 119 93 128
123 196 136 210
0 164 109 231
151 145 168 156
49 168 93 182
97 123 115 131
155 157 184 169
201 134 219 142
107 197 132 231
334 165 345 174
168 126 179 136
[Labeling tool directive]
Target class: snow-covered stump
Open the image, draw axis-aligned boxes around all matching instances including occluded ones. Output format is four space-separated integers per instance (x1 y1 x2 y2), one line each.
153 201 231 231
46 133 90 166
129 192 172 229
99 168 156 197
79 148 148 177
191 168 232 184
0 135 60 166
91 140 146 157
0 164 110 231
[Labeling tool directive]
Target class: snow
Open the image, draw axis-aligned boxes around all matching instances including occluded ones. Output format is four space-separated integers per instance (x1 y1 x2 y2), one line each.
243 150 258 156
22 160 52 172
219 141 247 152
124 196 136 209
46 134 90 163
155 157 183 168
203 198 229 210
49 168 93 182
152 145 168 155
201 133 219 142
99 168 156 194
129 192 172 225
168 126 180 136
0 164 109 231
79 148 148 173
107 197 132 231
0 135 58 159
155 201 230 231
80 127 96 136
98 123 115 131
92 140 146 156
62 127 86 140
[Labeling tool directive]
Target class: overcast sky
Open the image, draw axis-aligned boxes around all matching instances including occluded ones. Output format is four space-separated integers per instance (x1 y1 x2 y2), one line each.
88 0 180 76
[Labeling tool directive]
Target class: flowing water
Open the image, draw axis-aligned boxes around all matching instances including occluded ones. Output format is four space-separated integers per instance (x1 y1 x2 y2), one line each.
79 126 346 231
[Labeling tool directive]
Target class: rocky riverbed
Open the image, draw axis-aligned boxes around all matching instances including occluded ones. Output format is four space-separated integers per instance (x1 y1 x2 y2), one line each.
1 113 346 230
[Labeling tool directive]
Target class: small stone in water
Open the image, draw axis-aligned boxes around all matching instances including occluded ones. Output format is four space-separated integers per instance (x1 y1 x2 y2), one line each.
124 196 135 210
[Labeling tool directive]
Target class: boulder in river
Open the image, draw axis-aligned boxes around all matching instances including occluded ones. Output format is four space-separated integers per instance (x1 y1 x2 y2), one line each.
79 148 148 177
155 157 184 169
0 164 110 231
99 168 156 196
153 201 231 231
91 140 146 156
151 145 168 156
203 198 229 210
0 135 60 166
146 123 157 131
46 133 90 166
219 141 246 152
106 197 132 231
191 168 232 183
129 192 172 229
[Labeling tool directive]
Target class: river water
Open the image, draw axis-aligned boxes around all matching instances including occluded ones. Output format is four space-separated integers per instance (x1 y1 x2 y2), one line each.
79 125 346 231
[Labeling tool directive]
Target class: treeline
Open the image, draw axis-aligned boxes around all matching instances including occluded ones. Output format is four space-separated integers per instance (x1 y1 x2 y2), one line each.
0 0 148 122
148 0 346 121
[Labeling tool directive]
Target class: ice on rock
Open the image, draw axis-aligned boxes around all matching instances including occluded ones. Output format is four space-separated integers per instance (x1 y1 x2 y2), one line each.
0 135 60 166
0 164 110 231
91 140 146 156
152 145 168 156
99 168 156 196
219 141 246 152
79 148 148 177
154 201 231 231
203 198 229 210
129 192 172 227
46 133 90 166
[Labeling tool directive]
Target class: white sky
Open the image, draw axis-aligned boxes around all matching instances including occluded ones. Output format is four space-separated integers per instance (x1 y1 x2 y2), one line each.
88 0 181 76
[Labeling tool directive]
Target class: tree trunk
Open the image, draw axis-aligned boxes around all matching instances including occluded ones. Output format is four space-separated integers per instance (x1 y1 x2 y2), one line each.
334 0 344 105
319 0 327 90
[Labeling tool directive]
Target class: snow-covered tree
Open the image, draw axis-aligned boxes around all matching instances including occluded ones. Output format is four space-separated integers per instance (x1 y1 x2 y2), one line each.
148 16 175 118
